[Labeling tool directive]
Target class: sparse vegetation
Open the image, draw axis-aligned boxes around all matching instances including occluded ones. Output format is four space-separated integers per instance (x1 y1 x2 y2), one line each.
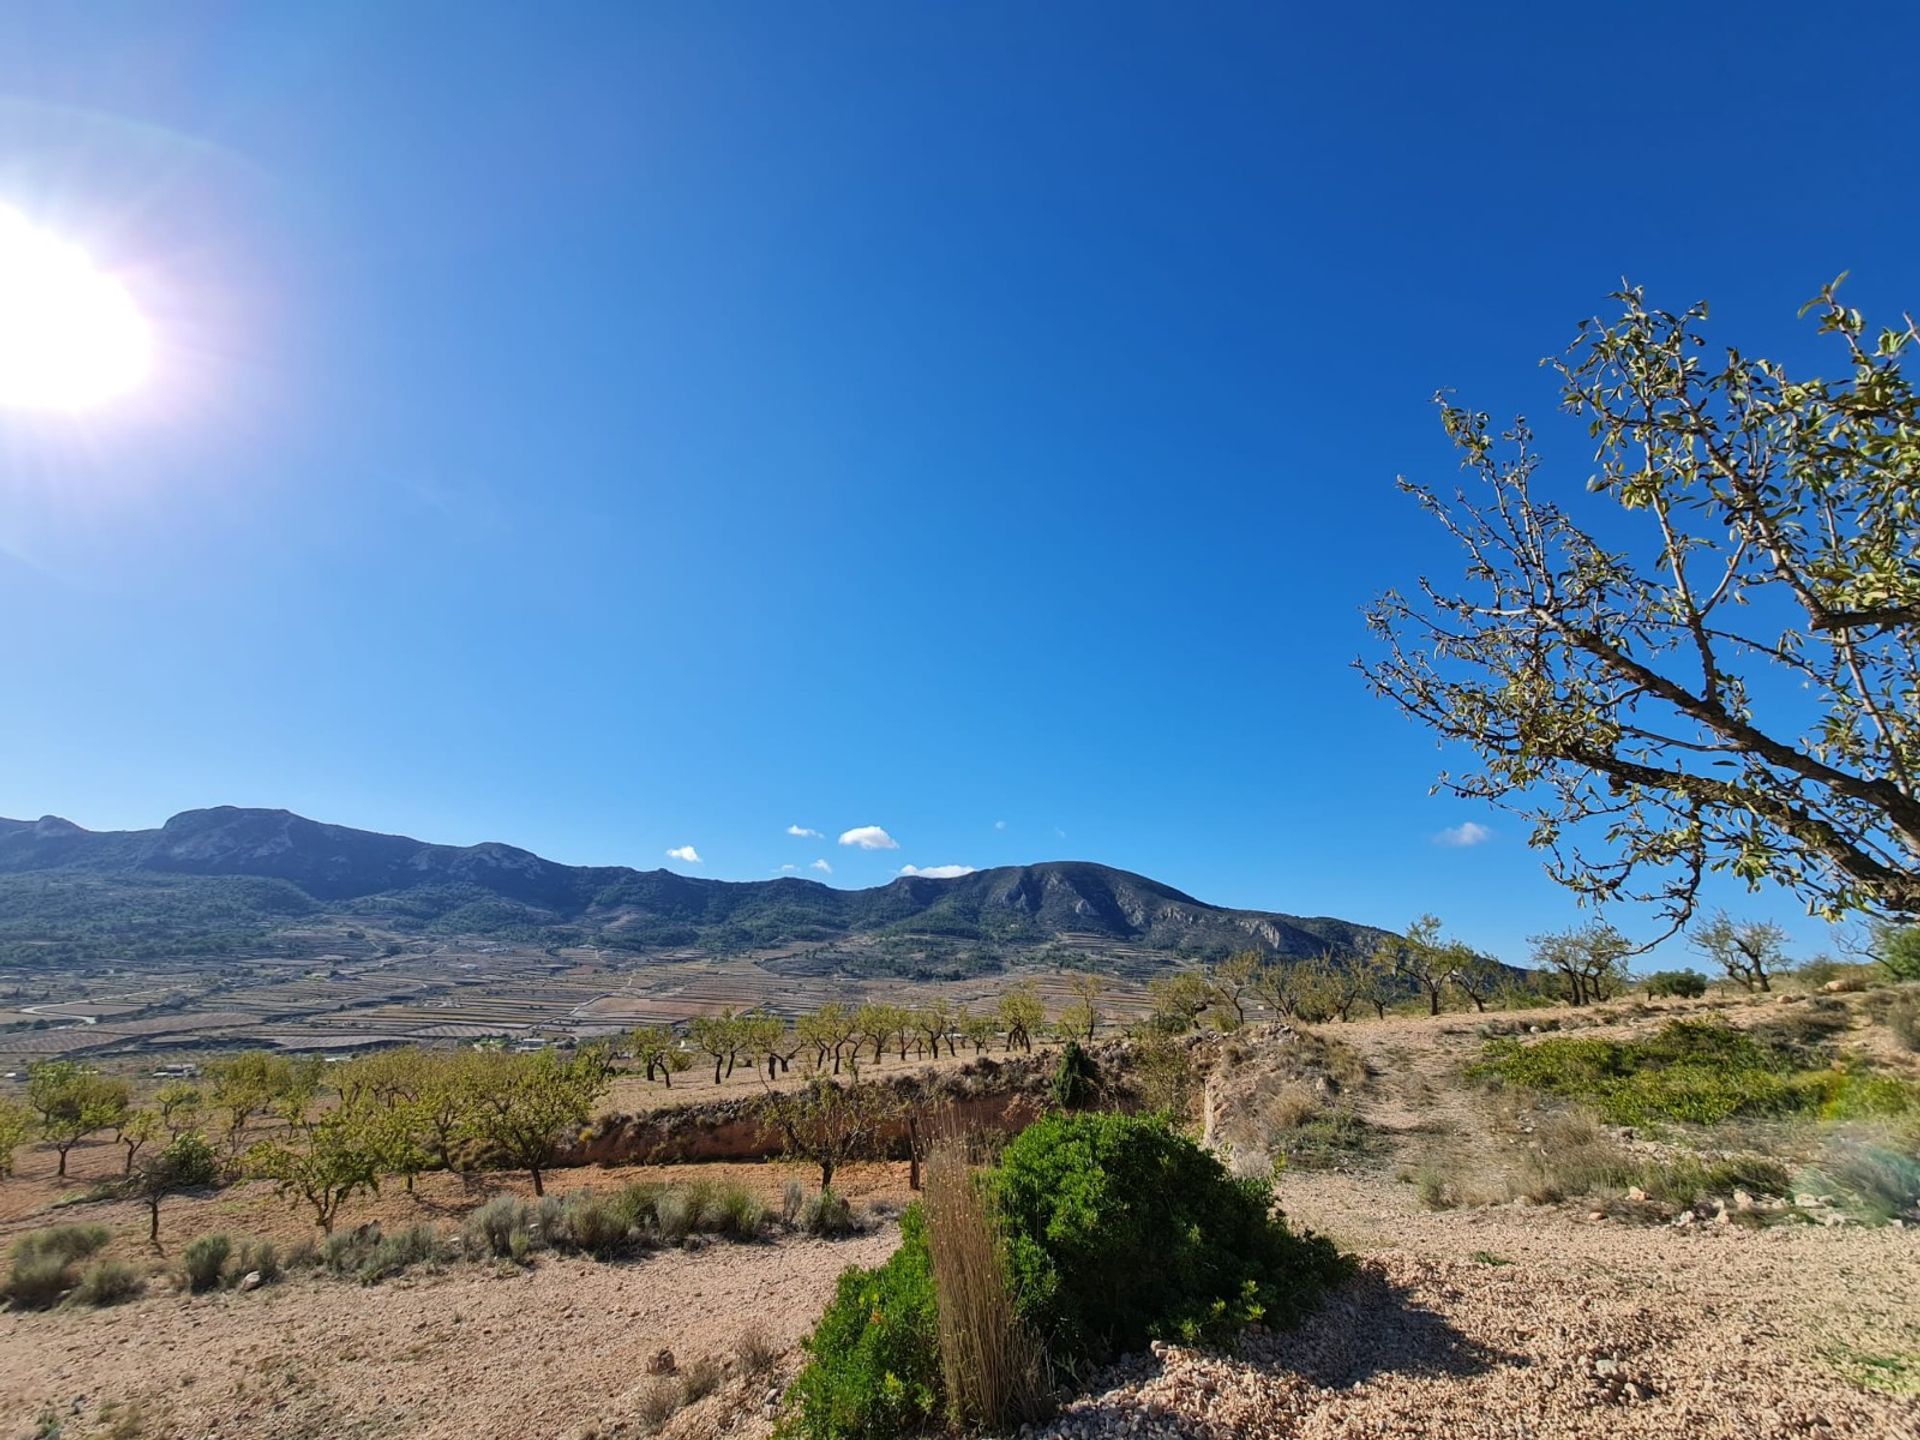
1473 1018 1916 1127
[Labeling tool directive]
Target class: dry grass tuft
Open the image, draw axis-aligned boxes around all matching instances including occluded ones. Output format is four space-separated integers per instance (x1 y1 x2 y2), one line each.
922 1137 1053 1432
735 1321 780 1377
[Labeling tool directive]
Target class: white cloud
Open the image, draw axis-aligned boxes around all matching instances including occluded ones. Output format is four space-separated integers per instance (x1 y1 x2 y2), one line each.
838 825 899 851
810 858 833 875
786 824 823 839
775 864 799 873
1433 822 1493 848
994 820 1007 831
900 863 976 879
664 845 702 863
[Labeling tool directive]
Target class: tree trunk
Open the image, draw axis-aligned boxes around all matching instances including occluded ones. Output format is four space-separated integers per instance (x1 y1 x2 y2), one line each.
820 1159 834 1191
531 1166 544 1197
713 1057 724 1085
148 1198 161 1245
56 1144 70 1177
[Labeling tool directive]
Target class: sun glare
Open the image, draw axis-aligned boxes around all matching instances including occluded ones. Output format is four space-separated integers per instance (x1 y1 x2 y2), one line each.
0 203 153 411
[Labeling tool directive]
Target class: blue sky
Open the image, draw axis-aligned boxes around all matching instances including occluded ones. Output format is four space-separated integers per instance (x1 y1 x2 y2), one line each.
3 3 1916 965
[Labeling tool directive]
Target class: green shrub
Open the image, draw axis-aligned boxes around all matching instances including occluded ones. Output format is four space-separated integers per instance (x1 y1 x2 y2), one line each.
1637 1154 1791 1207
228 1239 280 1286
993 1112 1350 1368
1643 970 1708 999
778 1207 942 1440
1818 1143 1920 1223
654 1189 693 1243
552 1191 633 1258
1471 1019 1914 1126
182 1233 232 1293
3 1252 75 1309
783 1180 806 1229
71 1259 143 1307
803 1188 856 1238
356 1224 442 1283
463 1195 536 1259
1050 1042 1099 1110
702 1183 767 1239
1274 1108 1379 1171
11 1224 110 1269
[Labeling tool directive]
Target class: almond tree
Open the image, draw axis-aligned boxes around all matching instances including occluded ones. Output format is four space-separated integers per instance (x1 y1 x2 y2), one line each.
855 1003 907 1064
247 1111 382 1232
461 1046 610 1196
0 1098 32 1180
1362 282 1920 934
997 984 1044 1053
628 1024 692 1087
799 1004 860 1075
1148 972 1212 1033
1057 972 1104 1042
1205 951 1261 1028
27 1061 130 1177
689 1011 746 1085
1691 913 1787 992
761 1075 900 1192
127 1131 218 1246
1531 922 1633 1006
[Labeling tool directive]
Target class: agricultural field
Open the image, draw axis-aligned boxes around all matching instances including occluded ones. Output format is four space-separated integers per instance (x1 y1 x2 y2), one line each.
2 971 1918 1440
0 934 1167 1079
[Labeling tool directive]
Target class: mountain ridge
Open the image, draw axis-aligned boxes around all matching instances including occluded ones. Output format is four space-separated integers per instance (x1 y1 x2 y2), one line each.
0 806 1391 966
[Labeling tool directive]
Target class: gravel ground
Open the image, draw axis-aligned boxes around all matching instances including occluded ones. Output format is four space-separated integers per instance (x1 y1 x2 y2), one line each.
1029 1186 1920 1440
1 1227 898 1440
6 997 1917 1439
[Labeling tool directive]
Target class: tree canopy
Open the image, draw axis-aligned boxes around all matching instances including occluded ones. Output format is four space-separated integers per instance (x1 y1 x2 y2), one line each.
1363 282 1920 933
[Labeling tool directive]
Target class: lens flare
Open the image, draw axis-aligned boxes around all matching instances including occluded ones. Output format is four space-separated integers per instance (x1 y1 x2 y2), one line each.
0 204 153 410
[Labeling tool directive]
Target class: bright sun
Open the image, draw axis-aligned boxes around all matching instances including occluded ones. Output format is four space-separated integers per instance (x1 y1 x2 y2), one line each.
0 204 153 411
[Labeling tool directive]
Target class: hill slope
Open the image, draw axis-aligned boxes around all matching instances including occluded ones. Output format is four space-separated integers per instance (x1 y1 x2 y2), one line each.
0 807 1388 967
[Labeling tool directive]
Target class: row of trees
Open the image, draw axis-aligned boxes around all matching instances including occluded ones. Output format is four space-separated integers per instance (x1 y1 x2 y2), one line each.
1 1045 616 1239
630 984 1062 1090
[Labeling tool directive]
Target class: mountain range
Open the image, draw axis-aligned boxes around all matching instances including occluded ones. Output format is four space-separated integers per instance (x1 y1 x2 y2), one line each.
0 807 1389 970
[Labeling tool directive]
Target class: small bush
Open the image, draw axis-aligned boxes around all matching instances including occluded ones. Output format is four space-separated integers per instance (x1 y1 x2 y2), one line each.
782 1180 806 1229
71 1259 143 1308
182 1233 232 1294
1644 970 1709 999
655 1189 693 1243
703 1183 767 1239
552 1191 634 1258
802 1188 856 1238
1274 1107 1379 1171
1818 1143 1920 1223
680 1354 723 1404
635 1377 680 1431
994 1112 1350 1367
1876 993 1920 1052
1638 1153 1790 1208
737 1322 780 1376
11 1224 110 1269
3 1252 75 1309
1512 1114 1636 1202
228 1239 281 1286
464 1195 536 1259
357 1224 441 1283
779 1207 942 1440
1412 1163 1459 1211
1050 1041 1099 1109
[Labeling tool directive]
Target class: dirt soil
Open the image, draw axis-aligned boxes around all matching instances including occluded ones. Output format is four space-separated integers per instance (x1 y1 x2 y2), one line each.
5 994 1919 1439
